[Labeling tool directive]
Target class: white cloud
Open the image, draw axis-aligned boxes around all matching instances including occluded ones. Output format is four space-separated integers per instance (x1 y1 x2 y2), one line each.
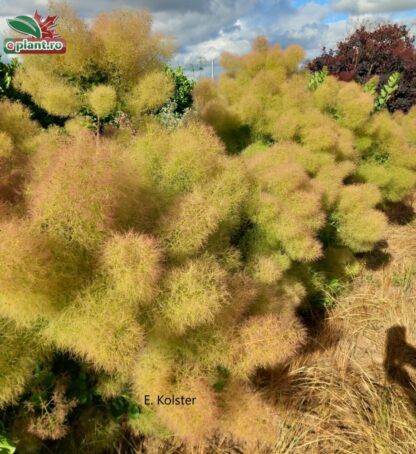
336 0 416 14
265 2 332 46
172 1 332 68
175 20 253 64
153 0 259 47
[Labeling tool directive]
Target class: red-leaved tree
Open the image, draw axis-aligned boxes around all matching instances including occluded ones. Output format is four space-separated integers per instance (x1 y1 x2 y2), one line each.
309 24 416 112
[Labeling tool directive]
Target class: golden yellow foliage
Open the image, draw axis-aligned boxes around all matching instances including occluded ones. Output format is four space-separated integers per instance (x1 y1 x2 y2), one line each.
14 6 174 131
0 319 44 408
336 184 388 252
159 256 230 334
41 285 144 377
0 221 85 324
229 314 307 378
194 36 416 265
0 132 13 159
64 116 94 135
127 71 175 119
88 85 117 118
100 232 163 307
14 67 81 117
27 134 127 250
0 99 38 152
91 10 173 88
156 378 219 444
3 27 416 452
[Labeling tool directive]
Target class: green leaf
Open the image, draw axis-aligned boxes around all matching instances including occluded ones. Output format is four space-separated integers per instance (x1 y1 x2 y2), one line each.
0 435 16 454
110 397 128 420
127 403 140 420
213 381 225 392
7 16 42 39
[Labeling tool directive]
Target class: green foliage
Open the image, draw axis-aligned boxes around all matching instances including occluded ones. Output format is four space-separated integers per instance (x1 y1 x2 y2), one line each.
155 66 196 129
0 426 16 454
109 395 140 421
308 67 328 91
165 66 196 114
374 71 401 111
362 71 401 114
0 57 18 95
363 76 379 95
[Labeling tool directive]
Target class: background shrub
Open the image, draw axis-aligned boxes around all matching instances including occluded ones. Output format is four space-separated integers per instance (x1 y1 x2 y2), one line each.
308 24 416 112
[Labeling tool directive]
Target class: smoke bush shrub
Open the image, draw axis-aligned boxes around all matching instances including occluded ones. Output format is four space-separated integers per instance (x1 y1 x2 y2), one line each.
194 37 416 256
0 117 308 449
101 232 163 307
88 85 117 119
1 13 416 452
0 319 45 407
0 100 39 222
12 5 174 131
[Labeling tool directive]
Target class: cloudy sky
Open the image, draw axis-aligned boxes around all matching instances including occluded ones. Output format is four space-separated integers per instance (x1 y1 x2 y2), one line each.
1 0 416 76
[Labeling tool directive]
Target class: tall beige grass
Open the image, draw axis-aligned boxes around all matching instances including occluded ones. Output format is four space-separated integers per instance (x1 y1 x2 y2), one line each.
270 196 416 454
